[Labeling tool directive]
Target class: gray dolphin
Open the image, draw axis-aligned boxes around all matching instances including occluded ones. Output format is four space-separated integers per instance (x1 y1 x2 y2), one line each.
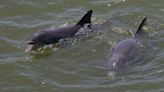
107 17 147 77
26 10 93 51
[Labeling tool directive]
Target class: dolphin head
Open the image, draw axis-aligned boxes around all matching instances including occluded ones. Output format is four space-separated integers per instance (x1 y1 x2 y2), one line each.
25 32 46 52
107 54 128 77
26 41 44 52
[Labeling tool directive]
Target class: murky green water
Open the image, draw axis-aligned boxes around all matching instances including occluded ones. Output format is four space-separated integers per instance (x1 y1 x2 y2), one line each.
0 0 164 92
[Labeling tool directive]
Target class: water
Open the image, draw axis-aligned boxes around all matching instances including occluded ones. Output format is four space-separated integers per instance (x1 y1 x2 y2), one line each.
0 0 164 92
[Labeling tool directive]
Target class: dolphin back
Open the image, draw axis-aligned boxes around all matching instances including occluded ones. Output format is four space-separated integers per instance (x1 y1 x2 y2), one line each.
76 10 93 27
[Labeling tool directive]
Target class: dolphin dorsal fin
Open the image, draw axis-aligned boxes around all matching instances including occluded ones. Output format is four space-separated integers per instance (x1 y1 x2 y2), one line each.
77 10 93 27
135 17 147 36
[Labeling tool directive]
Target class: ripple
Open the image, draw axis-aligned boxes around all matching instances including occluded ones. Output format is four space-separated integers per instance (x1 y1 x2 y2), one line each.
0 0 163 92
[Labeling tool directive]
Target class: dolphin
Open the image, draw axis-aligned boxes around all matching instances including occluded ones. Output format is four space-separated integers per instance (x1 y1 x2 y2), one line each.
107 17 147 77
26 10 93 51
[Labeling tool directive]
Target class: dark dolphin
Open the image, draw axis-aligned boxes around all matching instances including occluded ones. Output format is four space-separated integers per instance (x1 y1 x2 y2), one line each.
107 17 147 77
26 10 93 51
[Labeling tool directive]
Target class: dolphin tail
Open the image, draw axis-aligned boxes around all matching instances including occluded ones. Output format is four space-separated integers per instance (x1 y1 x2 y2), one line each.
76 10 93 27
135 17 147 36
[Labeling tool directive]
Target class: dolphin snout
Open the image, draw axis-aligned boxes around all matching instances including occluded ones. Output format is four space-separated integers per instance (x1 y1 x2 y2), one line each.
108 71 117 78
25 43 43 52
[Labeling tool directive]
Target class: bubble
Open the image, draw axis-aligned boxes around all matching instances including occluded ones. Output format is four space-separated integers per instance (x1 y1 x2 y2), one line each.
143 26 148 31
41 82 45 85
107 4 111 7
157 70 163 73
160 9 164 12
92 49 96 53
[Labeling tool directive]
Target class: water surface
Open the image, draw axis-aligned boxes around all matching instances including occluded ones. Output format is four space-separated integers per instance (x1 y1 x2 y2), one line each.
0 0 164 92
